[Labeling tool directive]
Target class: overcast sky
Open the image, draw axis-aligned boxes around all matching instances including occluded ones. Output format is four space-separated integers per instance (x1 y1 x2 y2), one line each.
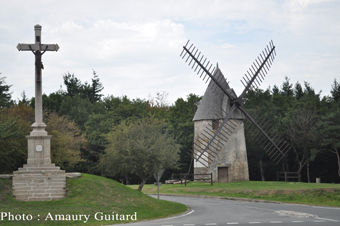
1 0 339 104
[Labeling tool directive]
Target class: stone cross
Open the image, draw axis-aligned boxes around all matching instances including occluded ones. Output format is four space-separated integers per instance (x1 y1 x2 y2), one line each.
17 24 59 136
13 25 65 202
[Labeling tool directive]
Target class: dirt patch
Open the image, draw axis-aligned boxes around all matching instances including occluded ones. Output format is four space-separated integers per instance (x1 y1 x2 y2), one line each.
182 188 205 192
253 190 281 196
207 189 225 192
218 189 254 194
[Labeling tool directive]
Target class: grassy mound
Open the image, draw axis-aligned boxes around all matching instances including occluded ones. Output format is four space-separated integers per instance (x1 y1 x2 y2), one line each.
129 181 340 207
0 174 187 225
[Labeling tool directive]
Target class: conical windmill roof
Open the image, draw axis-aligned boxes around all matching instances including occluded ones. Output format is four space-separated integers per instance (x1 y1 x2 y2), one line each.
193 67 244 121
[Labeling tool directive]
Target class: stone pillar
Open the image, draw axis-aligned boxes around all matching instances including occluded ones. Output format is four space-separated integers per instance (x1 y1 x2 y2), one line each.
26 135 52 165
12 126 66 202
34 24 43 126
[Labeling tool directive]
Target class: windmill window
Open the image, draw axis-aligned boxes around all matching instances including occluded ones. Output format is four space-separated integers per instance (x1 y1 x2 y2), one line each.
212 120 219 131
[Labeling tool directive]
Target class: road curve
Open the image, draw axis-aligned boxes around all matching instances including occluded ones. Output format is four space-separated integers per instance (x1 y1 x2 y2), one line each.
111 195 340 226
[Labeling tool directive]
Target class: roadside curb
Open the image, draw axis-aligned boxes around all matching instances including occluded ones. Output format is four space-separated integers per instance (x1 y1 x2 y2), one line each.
276 210 317 218
146 193 282 204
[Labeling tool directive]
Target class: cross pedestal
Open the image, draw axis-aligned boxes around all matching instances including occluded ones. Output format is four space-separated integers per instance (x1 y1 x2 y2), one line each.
12 25 65 201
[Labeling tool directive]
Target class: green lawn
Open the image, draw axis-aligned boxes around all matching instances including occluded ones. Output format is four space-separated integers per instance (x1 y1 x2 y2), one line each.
128 181 340 207
0 174 187 225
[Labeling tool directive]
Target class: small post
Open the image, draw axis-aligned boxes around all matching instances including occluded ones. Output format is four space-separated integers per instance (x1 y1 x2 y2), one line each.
316 178 321 183
180 173 182 185
157 182 160 199
153 169 164 200
284 171 287 182
211 173 213 186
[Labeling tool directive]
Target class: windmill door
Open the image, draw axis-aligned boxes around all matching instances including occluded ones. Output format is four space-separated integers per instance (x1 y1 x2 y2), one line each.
218 167 228 183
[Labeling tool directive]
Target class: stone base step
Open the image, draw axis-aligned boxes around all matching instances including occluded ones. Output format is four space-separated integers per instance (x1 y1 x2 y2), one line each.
14 195 65 201
15 164 64 175
12 168 66 201
18 167 61 171
22 163 56 168
14 170 65 175
13 189 65 196
13 181 66 188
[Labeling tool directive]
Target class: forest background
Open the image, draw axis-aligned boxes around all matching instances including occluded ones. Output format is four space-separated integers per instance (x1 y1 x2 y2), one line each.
1 71 340 184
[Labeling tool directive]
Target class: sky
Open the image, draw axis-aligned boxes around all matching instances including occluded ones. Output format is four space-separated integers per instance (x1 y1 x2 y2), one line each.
1 0 339 104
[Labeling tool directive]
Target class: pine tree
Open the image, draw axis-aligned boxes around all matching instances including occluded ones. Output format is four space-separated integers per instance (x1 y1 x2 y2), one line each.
0 76 13 108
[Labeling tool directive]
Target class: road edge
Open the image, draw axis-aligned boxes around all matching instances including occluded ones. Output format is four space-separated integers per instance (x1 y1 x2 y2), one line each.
147 193 282 204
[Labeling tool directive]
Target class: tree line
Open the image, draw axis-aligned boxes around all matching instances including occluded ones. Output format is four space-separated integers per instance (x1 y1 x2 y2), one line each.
244 77 340 183
1 71 339 187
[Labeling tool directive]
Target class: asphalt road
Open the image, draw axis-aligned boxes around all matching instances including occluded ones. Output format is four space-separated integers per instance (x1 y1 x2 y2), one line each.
112 195 340 226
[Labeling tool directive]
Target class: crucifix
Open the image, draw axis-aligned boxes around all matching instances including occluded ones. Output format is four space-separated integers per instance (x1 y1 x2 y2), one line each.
16 24 59 164
17 24 59 135
13 24 65 202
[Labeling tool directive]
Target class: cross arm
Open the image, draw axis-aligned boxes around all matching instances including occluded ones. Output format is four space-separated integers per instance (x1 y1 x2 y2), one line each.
17 43 59 52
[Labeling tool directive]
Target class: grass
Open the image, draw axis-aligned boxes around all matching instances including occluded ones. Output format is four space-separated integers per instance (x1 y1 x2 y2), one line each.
128 181 340 207
0 174 187 225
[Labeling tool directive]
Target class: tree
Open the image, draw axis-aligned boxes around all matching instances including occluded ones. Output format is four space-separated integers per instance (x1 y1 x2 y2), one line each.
0 76 13 108
316 109 340 178
0 116 22 142
45 112 86 171
0 104 34 173
330 79 340 103
146 91 171 119
100 116 180 191
168 94 202 173
281 76 294 97
42 90 65 113
102 95 148 124
63 72 82 98
244 88 281 180
63 70 103 102
87 70 104 103
58 71 105 128
148 91 170 108
18 91 31 106
80 96 149 175
294 82 304 100
0 115 26 173
59 95 105 131
272 79 296 118
285 106 317 182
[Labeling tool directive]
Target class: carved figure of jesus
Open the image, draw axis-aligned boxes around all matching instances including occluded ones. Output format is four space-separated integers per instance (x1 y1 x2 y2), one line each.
29 46 47 83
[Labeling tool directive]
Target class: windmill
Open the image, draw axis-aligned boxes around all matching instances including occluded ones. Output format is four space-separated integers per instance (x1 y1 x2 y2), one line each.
180 40 291 182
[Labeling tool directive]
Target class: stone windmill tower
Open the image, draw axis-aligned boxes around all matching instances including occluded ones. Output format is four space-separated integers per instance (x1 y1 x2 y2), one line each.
193 66 249 183
181 40 291 183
